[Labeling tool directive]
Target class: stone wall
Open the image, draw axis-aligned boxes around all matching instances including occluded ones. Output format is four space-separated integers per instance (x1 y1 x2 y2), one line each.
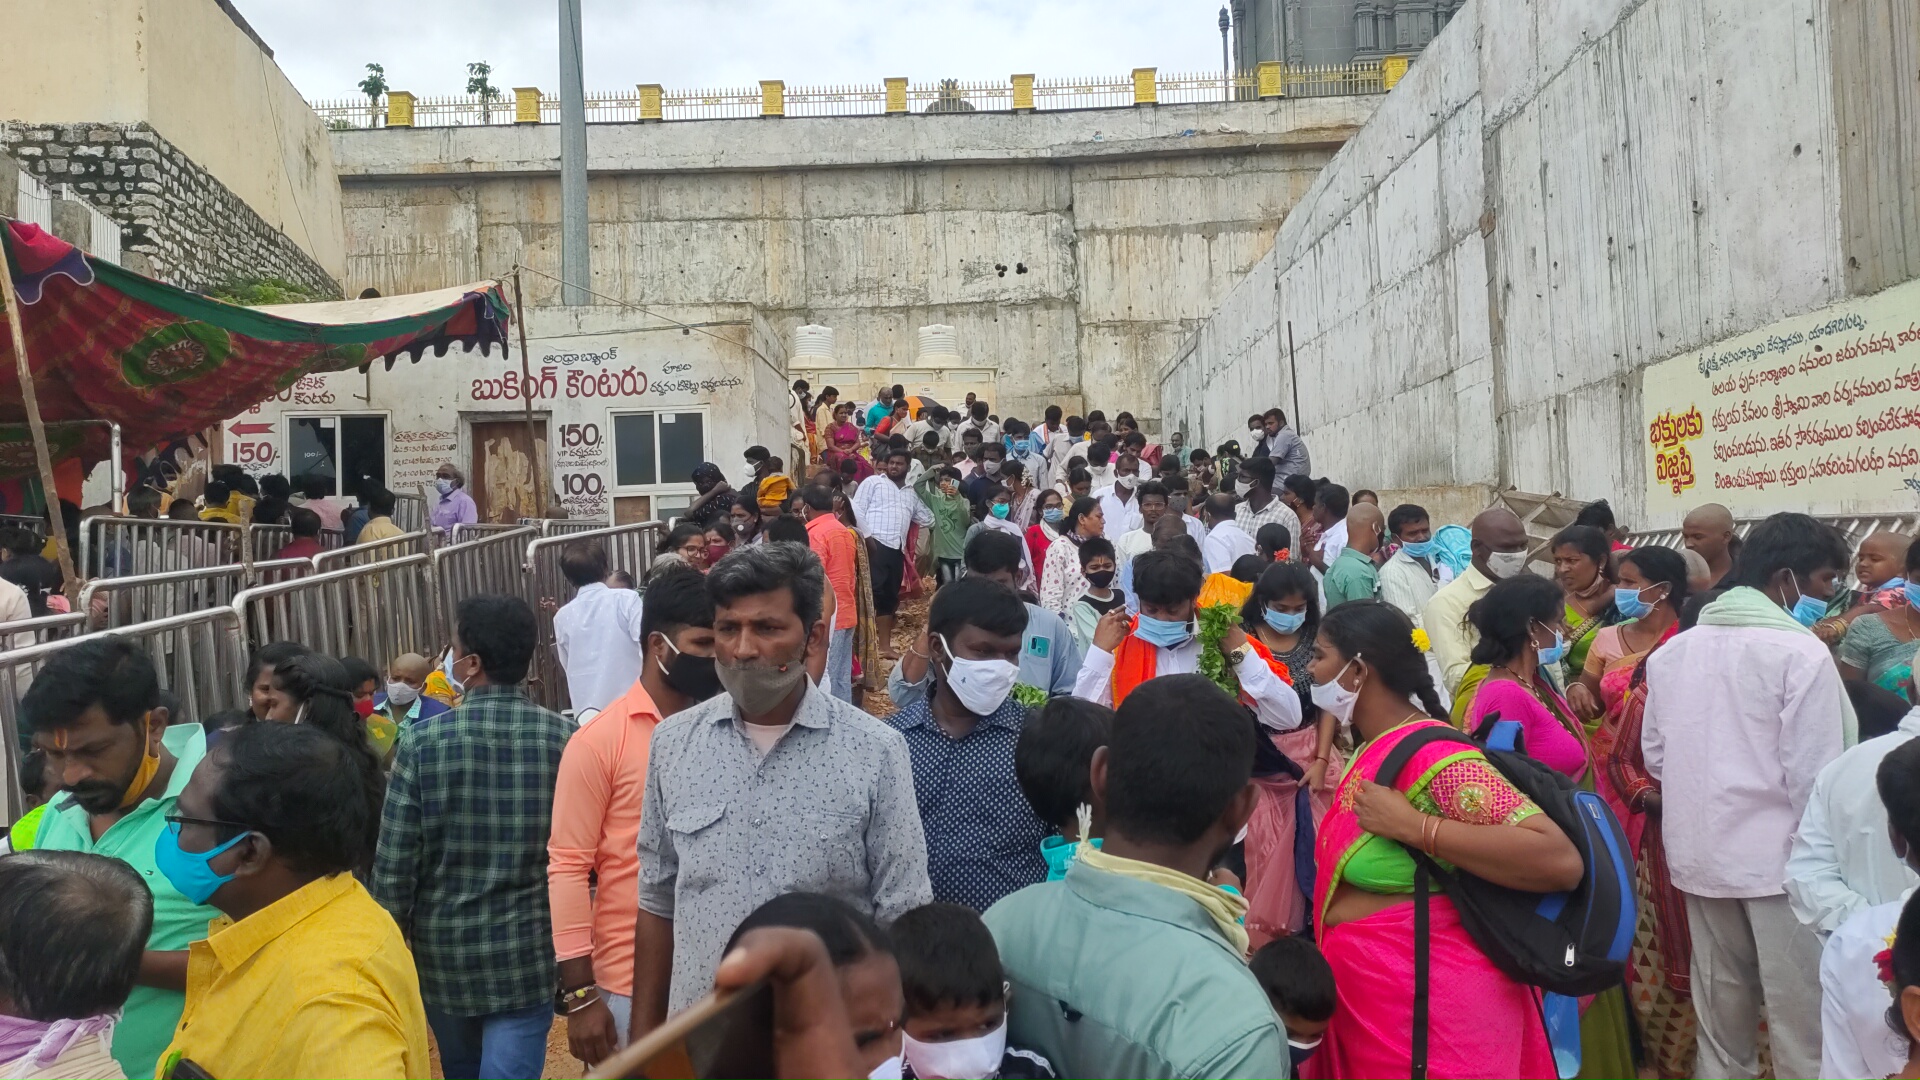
1 122 338 297
329 96 1377 423
1160 0 1920 530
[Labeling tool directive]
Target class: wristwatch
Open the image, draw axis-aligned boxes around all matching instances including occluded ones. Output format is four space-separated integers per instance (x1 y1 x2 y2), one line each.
1225 643 1252 666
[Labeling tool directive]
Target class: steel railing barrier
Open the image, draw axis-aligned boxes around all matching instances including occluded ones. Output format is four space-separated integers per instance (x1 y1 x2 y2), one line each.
392 494 428 534
232 554 440 670
434 526 540 643
0 612 86 650
80 518 309 577
0 607 245 821
0 514 47 540
312 531 433 573
520 521 663 711
78 560 311 630
448 522 528 545
520 518 612 537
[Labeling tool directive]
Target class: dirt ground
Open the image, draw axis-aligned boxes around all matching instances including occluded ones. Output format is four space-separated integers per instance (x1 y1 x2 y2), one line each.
518 591 934 1079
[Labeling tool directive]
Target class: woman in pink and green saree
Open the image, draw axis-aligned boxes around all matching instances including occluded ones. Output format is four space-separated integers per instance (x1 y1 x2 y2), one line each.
1302 601 1583 1080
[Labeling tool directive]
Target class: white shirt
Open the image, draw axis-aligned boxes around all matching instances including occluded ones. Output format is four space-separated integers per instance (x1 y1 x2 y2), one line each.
851 474 934 551
1093 487 1144 540
1316 517 1349 563
1114 527 1155 572
1787 710 1920 936
552 582 646 715
1819 890 1912 1079
1203 520 1258 575
1072 637 1301 733
1378 548 1454 626
1644 623 1848 898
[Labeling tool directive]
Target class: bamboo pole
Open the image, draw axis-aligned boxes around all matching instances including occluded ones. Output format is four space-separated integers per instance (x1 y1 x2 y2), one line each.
510 271 548 518
0 235 80 601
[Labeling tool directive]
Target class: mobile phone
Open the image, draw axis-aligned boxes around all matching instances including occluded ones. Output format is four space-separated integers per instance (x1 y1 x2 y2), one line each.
589 980 775 1080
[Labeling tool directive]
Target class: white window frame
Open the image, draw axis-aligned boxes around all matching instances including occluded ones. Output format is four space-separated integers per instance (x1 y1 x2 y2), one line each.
281 411 391 499
609 406 709 503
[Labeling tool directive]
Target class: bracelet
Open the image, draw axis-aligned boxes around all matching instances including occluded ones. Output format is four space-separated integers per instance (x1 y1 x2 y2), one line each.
566 993 603 1015
559 983 598 1005
1421 815 1442 857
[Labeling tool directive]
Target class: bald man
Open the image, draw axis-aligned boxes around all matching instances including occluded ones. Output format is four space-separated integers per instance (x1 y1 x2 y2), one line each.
1423 507 1532 699
372 651 454 758
1323 503 1384 608
1683 503 1738 588
1816 530 1914 646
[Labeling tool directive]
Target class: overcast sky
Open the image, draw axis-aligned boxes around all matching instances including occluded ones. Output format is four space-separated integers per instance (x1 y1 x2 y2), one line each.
245 0 1234 101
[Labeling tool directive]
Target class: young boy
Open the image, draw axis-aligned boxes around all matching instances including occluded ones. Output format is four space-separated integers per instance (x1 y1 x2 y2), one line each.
1067 537 1125 653
916 465 973 585
894 903 1056 1080
1013 697 1113 881
1250 936 1336 1075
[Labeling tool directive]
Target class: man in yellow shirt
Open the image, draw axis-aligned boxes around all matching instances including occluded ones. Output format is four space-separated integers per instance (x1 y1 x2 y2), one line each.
156 723 429 1080
356 485 409 548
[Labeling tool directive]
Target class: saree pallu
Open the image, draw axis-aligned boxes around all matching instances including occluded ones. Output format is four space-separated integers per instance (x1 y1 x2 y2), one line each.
851 536 882 690
1308 720 1554 1080
1245 726 1341 946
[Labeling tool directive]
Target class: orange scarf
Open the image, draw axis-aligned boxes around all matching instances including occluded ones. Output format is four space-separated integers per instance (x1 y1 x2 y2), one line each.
1111 618 1158 707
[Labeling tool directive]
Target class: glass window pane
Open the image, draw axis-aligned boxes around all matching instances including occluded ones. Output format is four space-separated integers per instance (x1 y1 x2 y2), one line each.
340 416 388 497
287 418 338 493
614 413 657 487
657 412 705 485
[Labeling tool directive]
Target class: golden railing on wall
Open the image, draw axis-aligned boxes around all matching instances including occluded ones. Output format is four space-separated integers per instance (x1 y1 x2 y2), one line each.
311 59 1401 129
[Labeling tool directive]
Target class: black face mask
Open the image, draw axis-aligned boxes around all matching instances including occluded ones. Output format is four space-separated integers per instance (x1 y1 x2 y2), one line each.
659 646 723 702
1085 570 1116 589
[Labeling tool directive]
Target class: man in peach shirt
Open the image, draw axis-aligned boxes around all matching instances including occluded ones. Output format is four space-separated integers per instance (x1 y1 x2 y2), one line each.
802 485 861 702
547 566 721 1066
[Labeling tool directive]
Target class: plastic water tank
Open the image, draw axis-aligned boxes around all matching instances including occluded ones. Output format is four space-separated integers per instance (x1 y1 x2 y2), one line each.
916 324 961 365
791 324 835 362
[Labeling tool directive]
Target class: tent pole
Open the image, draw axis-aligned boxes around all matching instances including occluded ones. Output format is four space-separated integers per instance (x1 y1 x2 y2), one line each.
0 242 80 599
511 271 547 518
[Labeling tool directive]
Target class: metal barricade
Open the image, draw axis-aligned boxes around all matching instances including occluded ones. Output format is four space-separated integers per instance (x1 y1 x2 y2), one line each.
0 612 86 650
448 522 527 545
392 494 428 533
232 554 440 669
521 518 611 537
0 608 245 821
82 517 241 577
312 531 432 573
0 514 46 540
520 521 663 711
319 528 348 549
434 527 539 640
77 560 311 630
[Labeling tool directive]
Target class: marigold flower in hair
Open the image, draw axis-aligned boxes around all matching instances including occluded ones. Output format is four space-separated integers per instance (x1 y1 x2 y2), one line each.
1411 628 1432 653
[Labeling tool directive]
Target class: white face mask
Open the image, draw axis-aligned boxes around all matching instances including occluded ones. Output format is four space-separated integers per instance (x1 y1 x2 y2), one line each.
385 679 421 707
1485 549 1530 580
1235 479 1255 497
903 1016 1009 1080
868 1054 904 1080
443 650 467 694
983 459 1003 476
1309 658 1362 728
938 634 1020 716
1249 426 1264 438
1117 474 1139 490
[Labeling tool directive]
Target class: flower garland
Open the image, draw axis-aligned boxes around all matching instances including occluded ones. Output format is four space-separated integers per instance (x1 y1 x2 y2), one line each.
1196 602 1243 698
1011 683 1050 709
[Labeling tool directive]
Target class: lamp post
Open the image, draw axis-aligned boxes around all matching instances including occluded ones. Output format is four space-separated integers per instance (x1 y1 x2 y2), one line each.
559 0 589 306
1218 7 1233 101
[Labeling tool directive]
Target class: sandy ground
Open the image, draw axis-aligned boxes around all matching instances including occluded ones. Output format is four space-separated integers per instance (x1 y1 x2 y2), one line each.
491 590 934 1079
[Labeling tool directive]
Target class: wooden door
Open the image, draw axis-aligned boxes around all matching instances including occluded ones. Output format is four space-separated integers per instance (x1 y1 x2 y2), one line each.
469 420 549 524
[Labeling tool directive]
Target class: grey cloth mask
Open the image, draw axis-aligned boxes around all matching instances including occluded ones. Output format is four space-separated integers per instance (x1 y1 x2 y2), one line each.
717 655 810 715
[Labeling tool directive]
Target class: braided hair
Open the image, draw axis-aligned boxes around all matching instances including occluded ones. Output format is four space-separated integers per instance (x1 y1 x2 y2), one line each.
1317 600 1448 721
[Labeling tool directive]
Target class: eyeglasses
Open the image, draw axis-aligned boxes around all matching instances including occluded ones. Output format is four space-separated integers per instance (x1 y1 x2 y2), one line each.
165 814 251 833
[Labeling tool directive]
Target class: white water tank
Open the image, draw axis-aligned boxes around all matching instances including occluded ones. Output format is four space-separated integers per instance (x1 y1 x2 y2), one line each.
791 324 836 362
916 324 961 365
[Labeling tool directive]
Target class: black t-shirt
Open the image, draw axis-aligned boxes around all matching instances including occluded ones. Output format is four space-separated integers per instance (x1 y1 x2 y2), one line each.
0 554 61 617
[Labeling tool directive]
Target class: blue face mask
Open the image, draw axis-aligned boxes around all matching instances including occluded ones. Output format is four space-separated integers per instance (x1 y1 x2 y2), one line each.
1135 613 1195 648
990 503 1011 519
154 821 249 905
1903 579 1920 609
1787 575 1827 628
1535 624 1569 666
1613 585 1666 620
1264 607 1306 634
1400 538 1435 559
1043 507 1065 524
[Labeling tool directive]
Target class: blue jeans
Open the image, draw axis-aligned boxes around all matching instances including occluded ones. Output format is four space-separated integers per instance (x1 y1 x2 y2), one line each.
828 627 855 702
424 1002 553 1080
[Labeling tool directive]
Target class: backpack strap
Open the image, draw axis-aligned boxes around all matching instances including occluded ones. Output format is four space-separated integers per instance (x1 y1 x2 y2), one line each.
1374 723 1477 790
1411 859 1431 1080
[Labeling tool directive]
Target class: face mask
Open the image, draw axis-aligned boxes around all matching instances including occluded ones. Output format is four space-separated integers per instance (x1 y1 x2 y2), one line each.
117 715 161 809
1287 1036 1323 1074
1013 439 1031 455
979 503 1007 522
385 680 421 708
1235 479 1255 497
1264 608 1306 634
1613 585 1666 620
354 697 375 719
435 478 454 496
1249 426 1264 438
1310 658 1361 726
903 1016 1009 1080
1117 475 1139 490
153 822 249 905
1135 613 1195 649
657 636 724 702
1535 624 1569 665
868 1055 904 1080
1906 580 1920 609
707 542 732 565
1485 549 1529 580
443 651 466 694
717 654 811 715
1086 569 1116 590
1786 573 1827 628
938 635 1020 716
1043 507 1065 524
983 460 1003 476
1400 538 1435 559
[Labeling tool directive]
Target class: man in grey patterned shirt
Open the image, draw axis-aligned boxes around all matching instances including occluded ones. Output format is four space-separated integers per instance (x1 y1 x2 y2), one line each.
632 542 933 1029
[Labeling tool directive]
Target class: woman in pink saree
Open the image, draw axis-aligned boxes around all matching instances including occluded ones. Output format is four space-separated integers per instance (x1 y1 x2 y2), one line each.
818 404 873 484
1302 601 1581 1080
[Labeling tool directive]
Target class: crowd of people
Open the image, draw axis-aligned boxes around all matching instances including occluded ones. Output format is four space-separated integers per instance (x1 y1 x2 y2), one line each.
4 382 1920 1080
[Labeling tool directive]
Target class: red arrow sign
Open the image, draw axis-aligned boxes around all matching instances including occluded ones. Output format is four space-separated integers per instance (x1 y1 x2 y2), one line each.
228 422 272 437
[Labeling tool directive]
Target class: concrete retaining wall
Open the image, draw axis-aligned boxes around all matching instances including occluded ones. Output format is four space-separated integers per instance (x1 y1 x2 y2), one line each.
329 96 1379 423
1160 0 1920 529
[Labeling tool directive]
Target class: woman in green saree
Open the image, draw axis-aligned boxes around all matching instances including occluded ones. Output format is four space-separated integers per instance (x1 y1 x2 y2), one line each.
1551 526 1620 703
